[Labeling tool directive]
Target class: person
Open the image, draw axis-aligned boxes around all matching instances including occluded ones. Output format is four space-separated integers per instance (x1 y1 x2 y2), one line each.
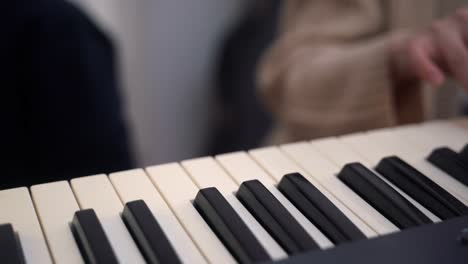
258 0 468 143
0 0 134 189
208 0 281 155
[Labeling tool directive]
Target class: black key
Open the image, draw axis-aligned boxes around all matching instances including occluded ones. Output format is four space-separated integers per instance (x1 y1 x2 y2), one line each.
236 180 319 255
278 173 366 244
0 224 25 264
376 156 468 220
459 144 468 163
427 147 468 186
122 200 181 264
337 163 432 229
71 209 118 264
193 187 271 263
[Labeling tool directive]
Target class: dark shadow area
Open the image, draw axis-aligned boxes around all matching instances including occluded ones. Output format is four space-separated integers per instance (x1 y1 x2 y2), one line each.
207 0 281 155
0 0 133 189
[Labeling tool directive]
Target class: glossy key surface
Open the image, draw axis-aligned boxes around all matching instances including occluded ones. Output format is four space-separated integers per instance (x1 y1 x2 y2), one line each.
71 209 118 264
122 200 181 264
237 180 319 254
194 187 271 263
278 173 366 244
0 224 25 264
376 157 468 219
338 163 432 229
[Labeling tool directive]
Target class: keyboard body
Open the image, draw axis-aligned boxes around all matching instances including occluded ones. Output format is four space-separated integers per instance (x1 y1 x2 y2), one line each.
1 119 468 264
276 215 468 264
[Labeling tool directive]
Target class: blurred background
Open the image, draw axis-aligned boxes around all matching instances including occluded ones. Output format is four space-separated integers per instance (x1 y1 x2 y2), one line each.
3 0 468 189
69 0 280 164
71 0 256 164
2 0 281 188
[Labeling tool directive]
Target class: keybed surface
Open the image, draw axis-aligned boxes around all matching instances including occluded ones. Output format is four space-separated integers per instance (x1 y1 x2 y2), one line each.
1 119 468 264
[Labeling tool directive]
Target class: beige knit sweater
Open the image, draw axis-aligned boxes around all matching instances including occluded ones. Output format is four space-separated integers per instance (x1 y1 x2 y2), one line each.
258 0 466 143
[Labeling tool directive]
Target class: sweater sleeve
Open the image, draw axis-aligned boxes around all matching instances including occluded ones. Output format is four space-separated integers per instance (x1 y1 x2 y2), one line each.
257 0 401 141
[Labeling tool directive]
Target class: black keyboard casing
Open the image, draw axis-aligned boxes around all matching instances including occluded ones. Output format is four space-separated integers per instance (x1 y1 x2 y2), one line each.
272 216 468 264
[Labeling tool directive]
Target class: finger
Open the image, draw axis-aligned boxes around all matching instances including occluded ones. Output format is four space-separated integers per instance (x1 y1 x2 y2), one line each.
454 9 468 44
408 38 445 85
432 20 468 88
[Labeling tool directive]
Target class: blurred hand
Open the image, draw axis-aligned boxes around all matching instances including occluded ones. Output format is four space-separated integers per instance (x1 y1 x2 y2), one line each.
390 9 468 89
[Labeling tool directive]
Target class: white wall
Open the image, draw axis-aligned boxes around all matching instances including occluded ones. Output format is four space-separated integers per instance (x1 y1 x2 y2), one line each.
70 0 249 166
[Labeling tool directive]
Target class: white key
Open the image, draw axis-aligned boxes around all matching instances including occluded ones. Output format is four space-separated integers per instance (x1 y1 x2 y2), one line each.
339 132 441 222
217 151 349 246
249 146 397 235
249 147 310 181
70 175 145 263
217 149 336 249
311 137 373 168
307 140 401 234
281 142 337 176
391 126 468 204
146 163 236 263
451 118 468 130
109 169 207 264
390 125 436 154
422 121 468 151
181 157 289 258
279 142 377 237
392 122 467 154
0 187 52 264
31 181 84 264
216 151 278 186
363 127 468 197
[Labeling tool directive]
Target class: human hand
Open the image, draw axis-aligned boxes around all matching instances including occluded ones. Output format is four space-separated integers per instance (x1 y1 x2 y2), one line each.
390 9 468 88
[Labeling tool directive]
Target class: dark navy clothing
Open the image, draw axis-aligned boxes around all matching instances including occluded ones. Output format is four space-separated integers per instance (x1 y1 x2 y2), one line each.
1 0 134 189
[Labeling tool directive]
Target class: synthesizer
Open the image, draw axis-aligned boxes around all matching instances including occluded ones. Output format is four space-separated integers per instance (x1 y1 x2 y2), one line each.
1 119 468 264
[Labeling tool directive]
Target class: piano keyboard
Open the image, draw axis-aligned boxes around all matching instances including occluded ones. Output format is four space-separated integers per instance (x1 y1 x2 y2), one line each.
1 119 468 264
